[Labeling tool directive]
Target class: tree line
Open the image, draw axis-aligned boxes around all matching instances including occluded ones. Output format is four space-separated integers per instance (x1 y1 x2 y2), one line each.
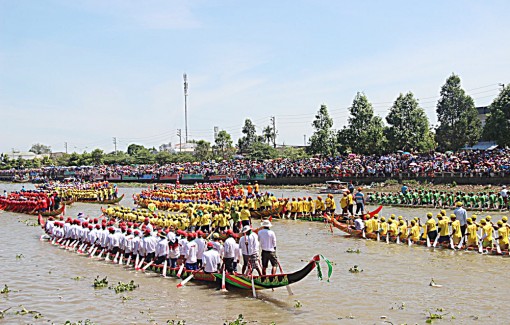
2 73 508 170
308 73 509 155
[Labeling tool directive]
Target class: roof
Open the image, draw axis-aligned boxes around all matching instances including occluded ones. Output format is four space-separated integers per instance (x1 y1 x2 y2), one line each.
462 141 498 151
326 180 348 184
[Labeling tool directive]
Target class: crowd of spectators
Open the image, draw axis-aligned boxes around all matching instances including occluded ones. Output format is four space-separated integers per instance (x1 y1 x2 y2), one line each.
1 149 510 181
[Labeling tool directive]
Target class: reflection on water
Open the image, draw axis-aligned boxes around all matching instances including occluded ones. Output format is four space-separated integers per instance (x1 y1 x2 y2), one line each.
0 183 506 324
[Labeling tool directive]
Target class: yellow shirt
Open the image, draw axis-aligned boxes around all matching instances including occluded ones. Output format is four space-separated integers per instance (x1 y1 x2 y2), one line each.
340 197 348 209
380 222 388 235
240 209 250 221
438 219 449 236
451 220 461 238
410 225 420 241
466 224 478 243
426 219 437 232
498 227 509 245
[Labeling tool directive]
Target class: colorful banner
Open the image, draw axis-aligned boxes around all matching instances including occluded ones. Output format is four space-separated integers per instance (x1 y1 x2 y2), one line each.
208 175 228 181
251 173 266 180
63 171 76 176
141 174 155 180
122 175 139 181
107 175 122 181
181 174 204 180
159 174 179 180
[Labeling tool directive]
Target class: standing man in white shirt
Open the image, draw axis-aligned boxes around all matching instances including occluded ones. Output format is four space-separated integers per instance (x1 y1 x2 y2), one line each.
241 225 261 276
223 229 237 273
257 220 278 275
501 185 508 209
202 242 221 273
184 232 198 270
154 231 169 265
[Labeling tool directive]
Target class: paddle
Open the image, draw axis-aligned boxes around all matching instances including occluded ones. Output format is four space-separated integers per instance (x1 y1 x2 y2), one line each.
396 233 400 245
220 265 227 292
426 234 431 248
134 254 140 270
457 235 464 250
386 232 389 244
432 234 439 248
408 236 412 246
113 251 120 264
176 263 185 277
162 260 168 277
176 267 204 288
494 231 502 254
142 260 154 272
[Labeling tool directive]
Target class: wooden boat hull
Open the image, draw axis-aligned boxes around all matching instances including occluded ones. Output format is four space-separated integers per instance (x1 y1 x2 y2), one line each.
250 200 288 219
145 255 319 290
76 194 124 205
368 202 505 213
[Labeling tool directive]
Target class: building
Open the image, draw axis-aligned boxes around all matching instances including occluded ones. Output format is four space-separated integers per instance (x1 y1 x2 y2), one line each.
3 151 50 160
174 142 196 153
158 142 175 153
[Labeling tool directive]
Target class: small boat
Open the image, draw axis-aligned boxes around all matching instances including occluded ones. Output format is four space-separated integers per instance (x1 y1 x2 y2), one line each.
251 199 288 219
33 205 66 217
61 198 75 206
76 194 124 205
12 178 31 183
319 180 348 194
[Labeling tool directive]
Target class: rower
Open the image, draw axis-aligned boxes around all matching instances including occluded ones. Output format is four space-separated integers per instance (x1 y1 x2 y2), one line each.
258 220 278 275
425 213 438 243
239 225 261 276
184 232 198 270
437 215 450 244
449 214 461 245
223 229 237 273
409 220 420 243
202 242 221 273
496 220 509 251
155 231 169 265
465 218 478 247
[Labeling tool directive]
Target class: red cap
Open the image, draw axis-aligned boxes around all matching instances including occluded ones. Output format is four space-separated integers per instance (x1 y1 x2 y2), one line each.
88 225 93 230
127 229 132 234
95 224 100 229
207 242 214 248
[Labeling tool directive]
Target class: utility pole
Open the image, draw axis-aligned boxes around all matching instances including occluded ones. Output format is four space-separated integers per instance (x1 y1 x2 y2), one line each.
112 137 117 153
304 135 307 146
499 83 505 90
177 129 182 152
214 126 219 141
183 73 189 143
270 116 277 148
64 142 68 154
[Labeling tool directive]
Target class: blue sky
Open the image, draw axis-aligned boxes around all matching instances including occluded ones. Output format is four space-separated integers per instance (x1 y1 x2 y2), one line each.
1 0 509 154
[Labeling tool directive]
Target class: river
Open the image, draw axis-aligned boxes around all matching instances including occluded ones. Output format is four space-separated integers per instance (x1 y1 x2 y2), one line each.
0 183 506 324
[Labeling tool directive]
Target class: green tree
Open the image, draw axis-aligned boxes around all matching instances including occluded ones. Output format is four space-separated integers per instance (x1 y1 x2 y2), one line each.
127 143 146 156
248 142 278 160
91 149 105 165
194 140 211 161
337 92 386 154
278 147 310 160
308 104 335 155
435 73 481 150
29 143 52 154
132 148 154 164
68 152 81 166
483 85 510 146
237 119 258 153
214 130 234 159
154 151 174 164
385 92 435 152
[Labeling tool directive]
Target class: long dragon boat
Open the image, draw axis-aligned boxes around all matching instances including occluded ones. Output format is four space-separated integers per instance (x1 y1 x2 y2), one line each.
0 203 65 217
324 214 509 256
37 215 330 291
369 202 506 213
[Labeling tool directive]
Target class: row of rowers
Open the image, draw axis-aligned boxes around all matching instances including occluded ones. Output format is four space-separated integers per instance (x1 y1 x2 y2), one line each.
44 215 279 275
353 211 510 249
104 205 254 231
135 192 284 212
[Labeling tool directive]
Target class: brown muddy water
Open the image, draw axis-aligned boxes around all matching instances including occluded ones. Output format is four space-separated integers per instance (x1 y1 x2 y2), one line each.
0 183 506 324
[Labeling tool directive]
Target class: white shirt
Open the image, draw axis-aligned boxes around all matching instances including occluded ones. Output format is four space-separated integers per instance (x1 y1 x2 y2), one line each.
244 232 259 256
454 207 468 226
258 228 276 252
124 234 134 253
354 218 365 230
223 237 237 258
132 236 141 255
184 240 198 263
202 249 221 273
239 236 247 255
155 238 169 257
501 189 508 198
169 242 180 259
196 237 206 259
143 235 157 254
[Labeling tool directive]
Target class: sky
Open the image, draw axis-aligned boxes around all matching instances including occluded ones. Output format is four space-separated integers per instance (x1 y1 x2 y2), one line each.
1 0 509 154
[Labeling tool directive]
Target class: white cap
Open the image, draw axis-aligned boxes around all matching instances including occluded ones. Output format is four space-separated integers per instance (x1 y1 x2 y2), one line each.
261 220 272 227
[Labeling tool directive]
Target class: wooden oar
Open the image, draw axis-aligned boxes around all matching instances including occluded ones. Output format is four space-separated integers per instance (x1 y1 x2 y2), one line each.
250 272 257 298
142 260 154 272
432 235 439 248
386 233 389 244
126 254 132 266
457 236 465 250
220 265 227 292
176 263 185 277
426 235 431 248
494 231 502 254
113 251 120 264
396 234 400 244
176 267 204 288
162 260 168 277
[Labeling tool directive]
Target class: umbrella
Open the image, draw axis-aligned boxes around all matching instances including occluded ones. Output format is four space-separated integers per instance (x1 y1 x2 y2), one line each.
461 160 470 164
348 153 356 158
409 162 417 166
